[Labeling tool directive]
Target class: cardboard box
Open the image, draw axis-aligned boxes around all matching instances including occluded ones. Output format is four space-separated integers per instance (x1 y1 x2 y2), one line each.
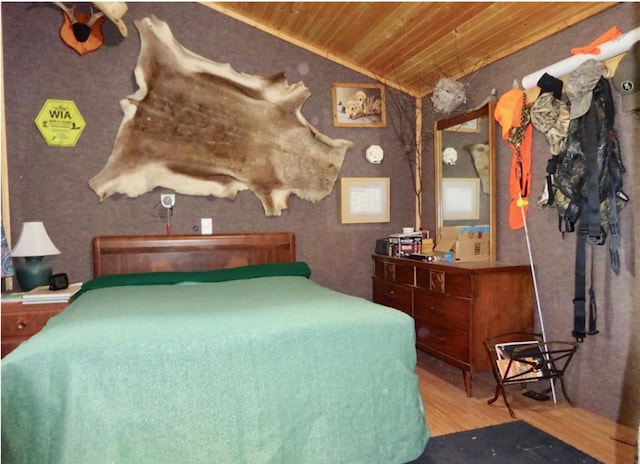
421 238 434 254
434 225 490 262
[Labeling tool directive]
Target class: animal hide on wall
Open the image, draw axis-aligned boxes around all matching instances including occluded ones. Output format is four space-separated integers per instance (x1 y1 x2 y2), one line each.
89 15 353 216
467 143 490 194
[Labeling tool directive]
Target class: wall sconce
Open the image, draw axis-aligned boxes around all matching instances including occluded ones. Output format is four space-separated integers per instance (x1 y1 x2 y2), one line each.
10 222 60 291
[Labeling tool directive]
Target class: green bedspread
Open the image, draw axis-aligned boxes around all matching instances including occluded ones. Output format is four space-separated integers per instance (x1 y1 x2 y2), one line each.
2 269 429 463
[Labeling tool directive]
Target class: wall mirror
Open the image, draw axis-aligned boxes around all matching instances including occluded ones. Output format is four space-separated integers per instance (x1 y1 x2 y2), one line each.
434 101 496 260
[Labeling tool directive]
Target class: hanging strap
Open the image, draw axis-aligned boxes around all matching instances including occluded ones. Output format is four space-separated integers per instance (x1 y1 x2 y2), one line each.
587 250 598 335
582 84 605 246
600 78 622 276
572 83 604 343
572 227 587 342
607 147 621 275
573 203 600 342
573 205 600 341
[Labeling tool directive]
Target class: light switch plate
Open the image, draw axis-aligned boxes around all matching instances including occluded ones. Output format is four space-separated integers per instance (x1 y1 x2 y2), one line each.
201 218 213 235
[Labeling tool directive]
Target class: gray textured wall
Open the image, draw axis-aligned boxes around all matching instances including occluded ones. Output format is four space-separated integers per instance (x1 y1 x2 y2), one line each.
3 2 638 426
420 4 638 427
3 2 416 300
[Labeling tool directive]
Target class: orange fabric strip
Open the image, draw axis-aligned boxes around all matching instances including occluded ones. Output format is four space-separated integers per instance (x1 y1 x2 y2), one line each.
570 26 622 55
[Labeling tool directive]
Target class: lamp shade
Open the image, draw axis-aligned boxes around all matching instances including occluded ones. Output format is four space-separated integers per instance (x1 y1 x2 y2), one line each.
11 222 60 257
11 222 61 291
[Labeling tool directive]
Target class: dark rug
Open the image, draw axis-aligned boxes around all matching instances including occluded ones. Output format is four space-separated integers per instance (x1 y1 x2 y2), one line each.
408 420 603 463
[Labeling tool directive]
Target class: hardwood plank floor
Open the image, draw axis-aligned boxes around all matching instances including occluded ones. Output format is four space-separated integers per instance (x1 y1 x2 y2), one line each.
416 351 637 464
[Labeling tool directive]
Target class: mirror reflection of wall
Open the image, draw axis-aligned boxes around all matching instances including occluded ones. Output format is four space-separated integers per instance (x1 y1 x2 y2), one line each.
441 114 490 227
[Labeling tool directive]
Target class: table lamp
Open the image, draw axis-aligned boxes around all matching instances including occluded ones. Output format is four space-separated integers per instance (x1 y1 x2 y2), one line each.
10 222 60 291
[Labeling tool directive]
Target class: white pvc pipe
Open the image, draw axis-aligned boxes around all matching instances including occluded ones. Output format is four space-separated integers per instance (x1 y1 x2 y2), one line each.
521 27 640 90
518 198 557 405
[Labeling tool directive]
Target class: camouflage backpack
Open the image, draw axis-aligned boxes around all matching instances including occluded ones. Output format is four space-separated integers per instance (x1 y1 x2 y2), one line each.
541 76 628 341
548 76 628 273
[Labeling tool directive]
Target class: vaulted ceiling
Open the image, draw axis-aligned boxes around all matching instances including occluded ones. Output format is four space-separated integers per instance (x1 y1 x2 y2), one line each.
203 2 616 97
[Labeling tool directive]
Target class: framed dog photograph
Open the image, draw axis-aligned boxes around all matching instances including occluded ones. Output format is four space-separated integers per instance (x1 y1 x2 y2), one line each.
332 83 386 128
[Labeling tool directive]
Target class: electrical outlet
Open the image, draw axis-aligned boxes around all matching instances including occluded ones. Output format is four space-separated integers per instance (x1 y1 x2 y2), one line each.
161 193 175 208
201 218 213 235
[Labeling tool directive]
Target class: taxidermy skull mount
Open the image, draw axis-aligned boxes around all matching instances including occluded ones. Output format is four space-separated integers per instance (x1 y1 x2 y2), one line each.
442 147 458 166
365 145 384 164
54 2 105 42
54 2 128 55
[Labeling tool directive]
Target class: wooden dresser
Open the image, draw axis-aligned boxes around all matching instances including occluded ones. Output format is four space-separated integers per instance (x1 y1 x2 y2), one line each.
1 300 68 358
372 255 534 396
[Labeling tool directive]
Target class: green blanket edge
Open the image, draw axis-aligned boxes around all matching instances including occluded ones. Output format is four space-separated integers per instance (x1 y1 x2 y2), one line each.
77 261 311 298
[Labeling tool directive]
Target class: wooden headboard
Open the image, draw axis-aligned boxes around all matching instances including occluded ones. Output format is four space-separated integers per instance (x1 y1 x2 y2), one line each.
92 233 296 277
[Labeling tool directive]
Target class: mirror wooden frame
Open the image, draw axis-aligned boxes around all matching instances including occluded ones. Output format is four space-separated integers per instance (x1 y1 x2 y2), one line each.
434 101 497 261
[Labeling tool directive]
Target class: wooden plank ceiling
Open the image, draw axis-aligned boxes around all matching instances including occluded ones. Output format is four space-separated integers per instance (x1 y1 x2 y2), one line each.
203 2 617 97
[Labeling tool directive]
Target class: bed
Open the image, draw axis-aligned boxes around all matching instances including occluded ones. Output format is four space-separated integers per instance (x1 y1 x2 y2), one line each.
1 233 429 464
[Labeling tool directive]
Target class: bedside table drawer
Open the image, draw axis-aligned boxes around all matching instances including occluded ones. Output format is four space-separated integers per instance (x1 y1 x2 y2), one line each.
1 301 68 358
2 310 59 336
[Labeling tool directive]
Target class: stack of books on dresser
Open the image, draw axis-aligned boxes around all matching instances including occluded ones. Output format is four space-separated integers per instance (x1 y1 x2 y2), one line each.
388 232 433 257
375 231 434 258
388 232 423 256
21 282 83 305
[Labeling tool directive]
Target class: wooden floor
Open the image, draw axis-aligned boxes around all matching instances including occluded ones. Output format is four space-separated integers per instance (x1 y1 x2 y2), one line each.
416 351 637 464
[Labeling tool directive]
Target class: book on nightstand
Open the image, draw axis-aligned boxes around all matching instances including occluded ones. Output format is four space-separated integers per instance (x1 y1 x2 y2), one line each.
1 292 24 302
21 282 83 304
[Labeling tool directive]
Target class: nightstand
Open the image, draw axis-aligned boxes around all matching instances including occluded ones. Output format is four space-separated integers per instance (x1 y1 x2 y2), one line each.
1 300 69 358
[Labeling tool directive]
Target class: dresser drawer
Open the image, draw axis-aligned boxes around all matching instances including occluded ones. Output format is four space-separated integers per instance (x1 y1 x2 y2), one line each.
414 291 470 362
414 317 470 364
415 267 471 297
413 291 470 327
373 259 415 285
372 278 413 315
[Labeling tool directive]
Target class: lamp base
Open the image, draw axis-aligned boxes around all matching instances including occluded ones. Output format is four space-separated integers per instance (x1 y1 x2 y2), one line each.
15 256 52 292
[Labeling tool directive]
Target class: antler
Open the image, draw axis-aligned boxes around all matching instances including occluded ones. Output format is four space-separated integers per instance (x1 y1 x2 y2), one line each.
54 2 77 24
86 7 104 27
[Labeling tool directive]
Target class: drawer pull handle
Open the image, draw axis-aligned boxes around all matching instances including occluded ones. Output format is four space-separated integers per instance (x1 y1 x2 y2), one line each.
429 305 445 314
385 290 396 298
426 332 446 342
17 322 26 330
